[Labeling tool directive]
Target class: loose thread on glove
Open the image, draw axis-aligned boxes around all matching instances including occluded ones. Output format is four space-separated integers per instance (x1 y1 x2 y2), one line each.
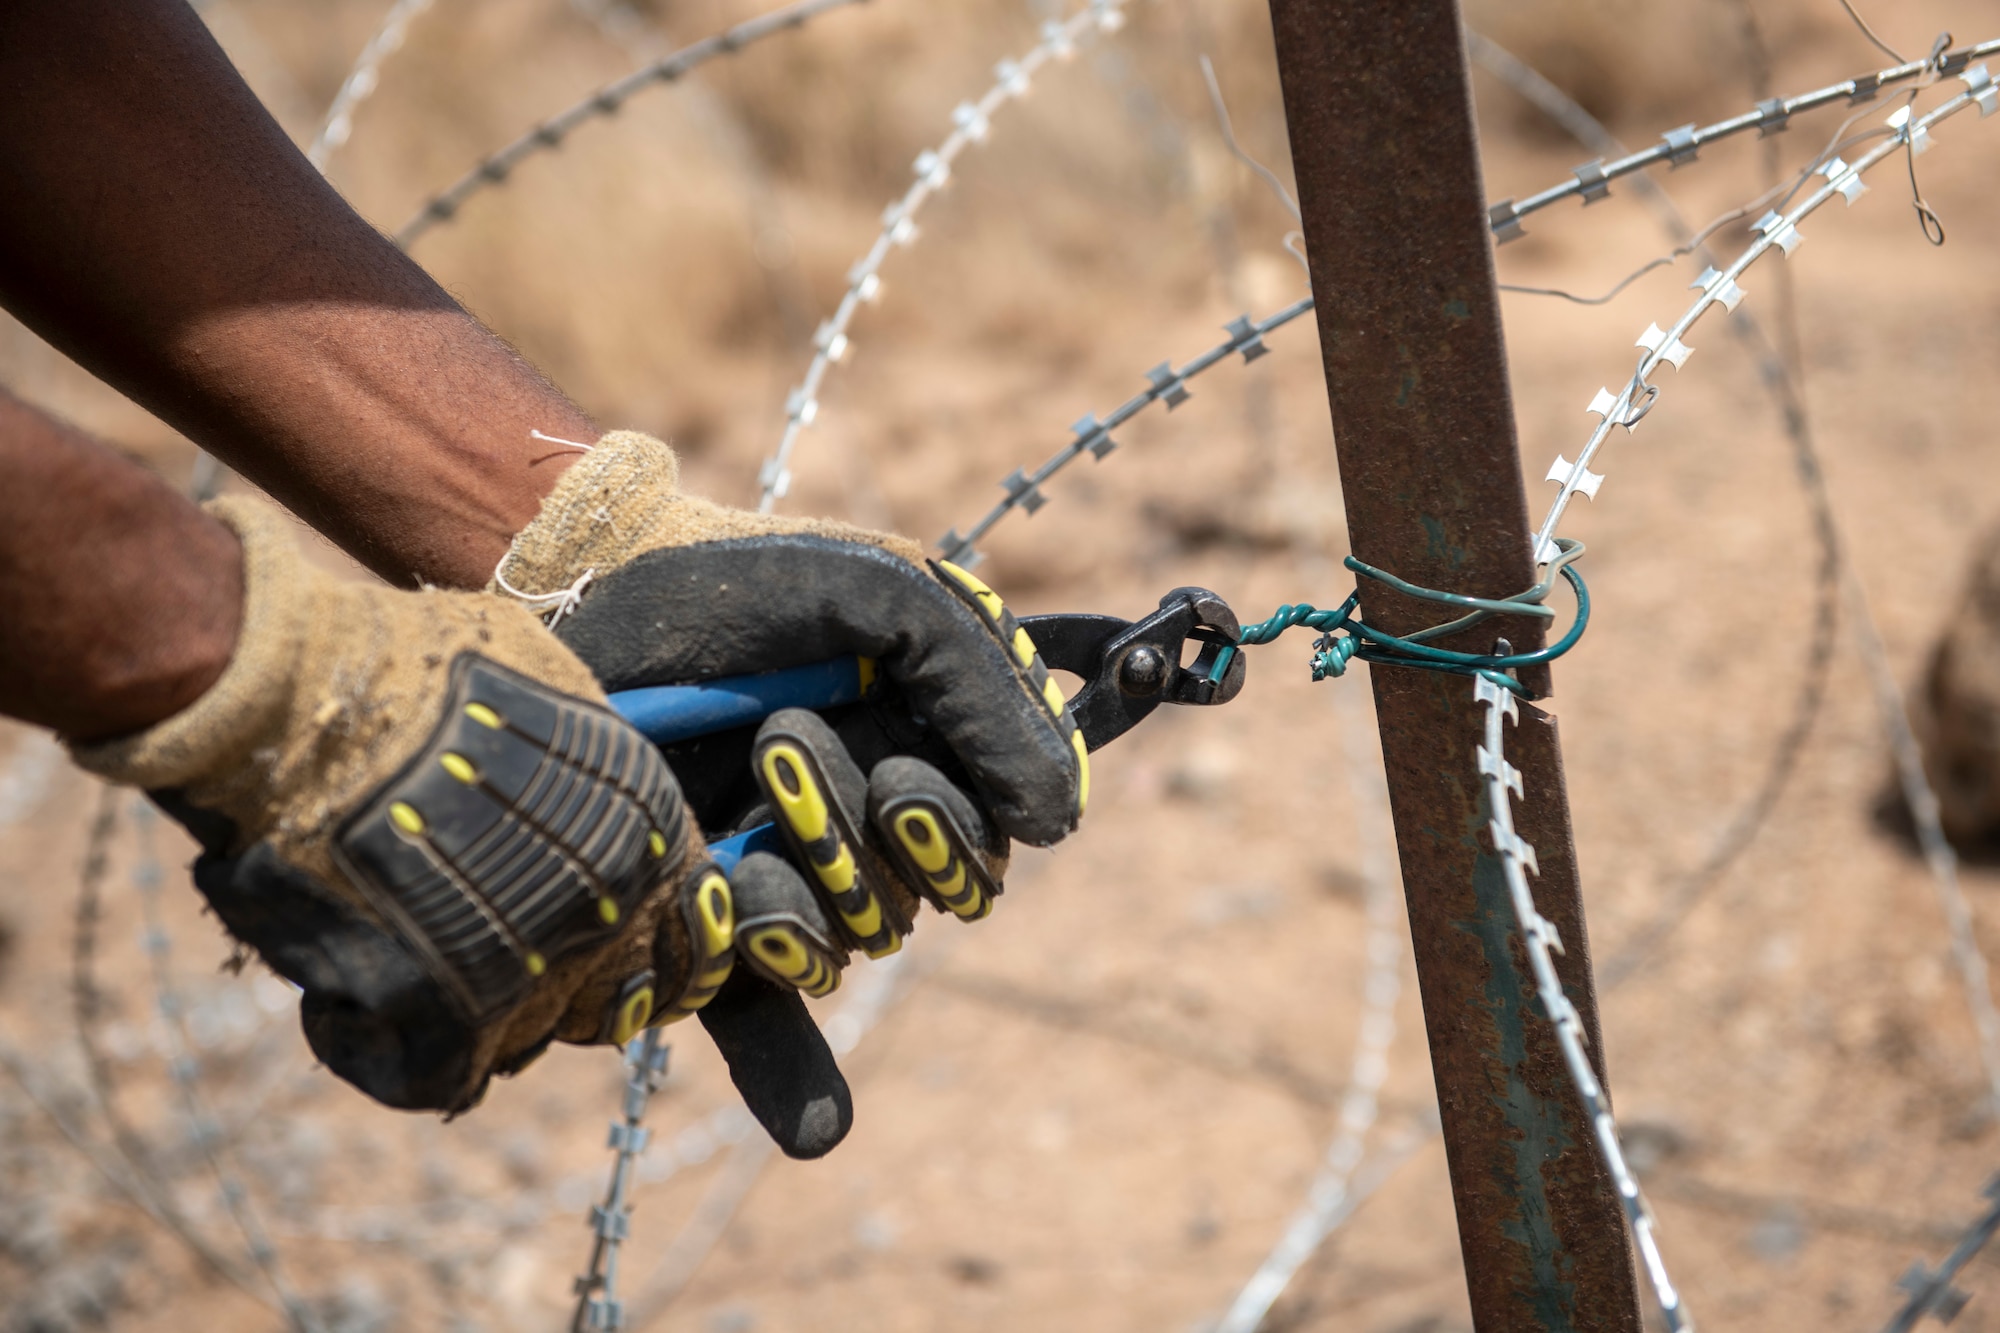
493 563 597 627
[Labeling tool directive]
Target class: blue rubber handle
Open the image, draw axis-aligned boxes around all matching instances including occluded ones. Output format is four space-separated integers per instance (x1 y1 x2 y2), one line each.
609 658 867 866
608 656 865 746
705 822 786 874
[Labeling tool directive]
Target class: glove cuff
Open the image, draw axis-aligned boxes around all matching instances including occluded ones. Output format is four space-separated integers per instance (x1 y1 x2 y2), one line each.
494 429 682 602
70 496 311 793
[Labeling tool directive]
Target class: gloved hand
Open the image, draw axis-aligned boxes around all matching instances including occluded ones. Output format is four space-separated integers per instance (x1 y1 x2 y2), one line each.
496 432 1087 1140
68 497 736 1115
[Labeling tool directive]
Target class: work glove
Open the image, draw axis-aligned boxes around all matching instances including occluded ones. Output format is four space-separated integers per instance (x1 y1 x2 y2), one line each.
496 432 1088 1142
69 497 736 1116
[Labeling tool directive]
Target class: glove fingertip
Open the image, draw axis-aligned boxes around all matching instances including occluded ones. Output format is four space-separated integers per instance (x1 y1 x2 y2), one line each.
698 967 853 1159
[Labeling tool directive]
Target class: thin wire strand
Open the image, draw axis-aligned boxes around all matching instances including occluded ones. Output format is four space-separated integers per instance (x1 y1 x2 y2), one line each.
1197 55 1300 223
1483 36 2000 238
1212 680 1405 1333
755 0 1132 511
393 0 871 249
1838 0 1907 65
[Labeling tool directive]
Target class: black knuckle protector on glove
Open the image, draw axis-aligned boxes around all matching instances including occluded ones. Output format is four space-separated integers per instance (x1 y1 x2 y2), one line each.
334 655 689 1024
154 655 696 1114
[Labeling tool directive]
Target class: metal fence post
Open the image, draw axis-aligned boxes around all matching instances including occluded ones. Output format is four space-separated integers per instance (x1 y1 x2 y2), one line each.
1262 3 1645 1328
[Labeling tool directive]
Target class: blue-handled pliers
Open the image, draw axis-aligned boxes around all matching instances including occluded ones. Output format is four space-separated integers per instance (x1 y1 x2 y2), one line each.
608 585 1248 870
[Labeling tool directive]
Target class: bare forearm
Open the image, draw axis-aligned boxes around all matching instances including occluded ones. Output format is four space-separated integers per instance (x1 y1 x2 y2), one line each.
0 391 240 741
0 0 588 589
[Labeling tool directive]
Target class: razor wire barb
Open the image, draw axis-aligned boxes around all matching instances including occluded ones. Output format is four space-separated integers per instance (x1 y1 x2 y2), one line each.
755 0 1130 512
1467 59 2000 1333
1881 1174 2000 1332
570 1025 668 1333
393 0 870 249
1517 65 2000 1111
1469 31 1844 988
1473 675 1691 1331
1486 36 2000 242
1529 62 1996 566
307 0 435 171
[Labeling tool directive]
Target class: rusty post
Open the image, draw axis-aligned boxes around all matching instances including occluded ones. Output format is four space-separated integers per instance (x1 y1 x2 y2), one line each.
1262 3 1644 1330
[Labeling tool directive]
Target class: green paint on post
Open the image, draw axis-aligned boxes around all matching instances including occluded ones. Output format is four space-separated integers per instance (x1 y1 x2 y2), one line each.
1461 845 1581 1330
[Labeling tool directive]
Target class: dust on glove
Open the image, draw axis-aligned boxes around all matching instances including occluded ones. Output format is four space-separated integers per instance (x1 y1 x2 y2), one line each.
497 431 1087 990
69 497 735 1114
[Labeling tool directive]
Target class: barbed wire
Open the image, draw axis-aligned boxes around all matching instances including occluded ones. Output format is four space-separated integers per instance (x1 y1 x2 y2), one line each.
1529 66 1994 563
935 296 1313 565
1212 681 1404 1333
128 799 320 1332
1485 37 2000 243
1482 62 2000 1332
1467 32 1843 988
306 0 435 171
392 0 869 249
754 0 1131 511
1880 1175 2000 1331
1472 676 1692 1330
1523 65 2000 1097
569 1026 668 1332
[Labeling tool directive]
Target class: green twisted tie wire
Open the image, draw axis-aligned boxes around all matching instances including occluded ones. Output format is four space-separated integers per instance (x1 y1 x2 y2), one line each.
1209 539 1590 698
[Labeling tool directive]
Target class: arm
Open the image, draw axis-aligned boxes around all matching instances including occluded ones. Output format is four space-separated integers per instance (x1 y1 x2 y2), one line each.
0 0 590 590
0 390 240 741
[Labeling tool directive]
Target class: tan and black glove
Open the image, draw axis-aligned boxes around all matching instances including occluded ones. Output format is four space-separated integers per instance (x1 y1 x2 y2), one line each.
498 432 1088 1145
70 498 735 1116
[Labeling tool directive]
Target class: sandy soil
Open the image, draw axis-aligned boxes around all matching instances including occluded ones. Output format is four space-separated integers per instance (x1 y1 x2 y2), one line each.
5 0 2000 1330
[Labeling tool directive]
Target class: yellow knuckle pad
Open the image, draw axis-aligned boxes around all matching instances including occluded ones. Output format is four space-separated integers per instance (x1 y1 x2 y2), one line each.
745 925 840 998
881 796 999 923
659 868 736 1025
934 561 1088 825
753 735 904 957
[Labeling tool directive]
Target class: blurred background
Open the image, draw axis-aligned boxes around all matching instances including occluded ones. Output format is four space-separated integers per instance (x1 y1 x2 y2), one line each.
3 0 2000 1329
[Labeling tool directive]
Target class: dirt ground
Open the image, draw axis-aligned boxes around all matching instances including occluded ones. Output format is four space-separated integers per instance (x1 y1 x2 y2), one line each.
5 0 2000 1329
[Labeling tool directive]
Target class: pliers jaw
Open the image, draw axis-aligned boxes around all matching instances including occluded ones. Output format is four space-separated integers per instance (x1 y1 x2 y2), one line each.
1020 586 1246 752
